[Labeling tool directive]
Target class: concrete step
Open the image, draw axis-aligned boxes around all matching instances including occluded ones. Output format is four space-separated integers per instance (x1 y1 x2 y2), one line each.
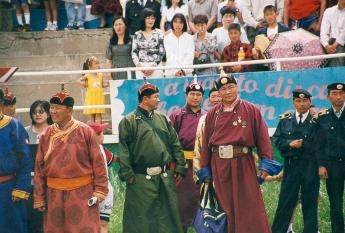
1 29 114 126
0 29 112 57
1 53 108 83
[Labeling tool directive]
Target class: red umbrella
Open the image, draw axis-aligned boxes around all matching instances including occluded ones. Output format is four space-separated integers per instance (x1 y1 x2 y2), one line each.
264 29 326 70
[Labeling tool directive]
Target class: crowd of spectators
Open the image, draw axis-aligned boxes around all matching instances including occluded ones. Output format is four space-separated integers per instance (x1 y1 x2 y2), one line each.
5 0 345 75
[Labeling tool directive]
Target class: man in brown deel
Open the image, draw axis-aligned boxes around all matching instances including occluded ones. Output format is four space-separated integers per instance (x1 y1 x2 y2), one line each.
33 85 108 232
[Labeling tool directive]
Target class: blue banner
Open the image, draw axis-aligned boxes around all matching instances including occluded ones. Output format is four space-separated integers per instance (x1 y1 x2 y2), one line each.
111 67 345 128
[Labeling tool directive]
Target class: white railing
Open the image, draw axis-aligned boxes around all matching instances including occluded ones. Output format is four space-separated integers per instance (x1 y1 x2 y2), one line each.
13 53 345 78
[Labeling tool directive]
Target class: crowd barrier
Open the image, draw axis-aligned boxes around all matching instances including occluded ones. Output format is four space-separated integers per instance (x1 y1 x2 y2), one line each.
13 53 345 142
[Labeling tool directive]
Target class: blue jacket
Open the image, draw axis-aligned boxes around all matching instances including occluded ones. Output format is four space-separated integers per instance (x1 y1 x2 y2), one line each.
257 22 290 37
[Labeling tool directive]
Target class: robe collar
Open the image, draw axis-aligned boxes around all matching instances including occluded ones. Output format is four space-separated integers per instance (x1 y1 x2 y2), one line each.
137 106 154 118
183 105 202 115
220 96 240 113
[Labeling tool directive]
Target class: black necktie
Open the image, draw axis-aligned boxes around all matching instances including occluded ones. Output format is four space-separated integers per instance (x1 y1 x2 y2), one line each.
298 114 303 125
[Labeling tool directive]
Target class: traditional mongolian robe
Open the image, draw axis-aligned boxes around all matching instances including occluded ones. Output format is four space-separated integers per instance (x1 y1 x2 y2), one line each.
33 119 108 233
170 105 206 227
119 107 187 233
0 115 32 233
201 99 273 233
194 114 207 181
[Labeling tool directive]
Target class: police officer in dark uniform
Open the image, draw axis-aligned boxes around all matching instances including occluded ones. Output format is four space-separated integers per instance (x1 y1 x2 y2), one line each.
272 89 320 233
315 82 345 233
125 0 161 35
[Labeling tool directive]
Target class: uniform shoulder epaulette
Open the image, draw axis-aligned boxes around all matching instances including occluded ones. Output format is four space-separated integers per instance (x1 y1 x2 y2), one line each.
318 109 329 117
279 112 292 120
310 117 317 124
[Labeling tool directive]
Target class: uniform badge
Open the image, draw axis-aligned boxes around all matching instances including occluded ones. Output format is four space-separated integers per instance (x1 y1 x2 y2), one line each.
221 77 228 84
241 120 247 128
299 93 305 98
337 84 343 90
233 121 238 126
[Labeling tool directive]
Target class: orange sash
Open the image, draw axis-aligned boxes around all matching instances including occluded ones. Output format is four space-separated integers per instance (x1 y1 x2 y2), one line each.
0 174 14 183
47 175 92 190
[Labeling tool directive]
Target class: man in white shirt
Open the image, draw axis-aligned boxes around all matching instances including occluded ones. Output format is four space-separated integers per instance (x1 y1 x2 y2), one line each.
241 0 283 44
320 0 345 67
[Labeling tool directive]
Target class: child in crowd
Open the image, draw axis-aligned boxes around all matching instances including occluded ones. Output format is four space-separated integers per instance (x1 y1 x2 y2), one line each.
44 0 58 30
12 0 31 32
221 23 253 73
79 56 109 123
87 122 114 233
64 0 86 30
212 7 249 60
257 5 289 40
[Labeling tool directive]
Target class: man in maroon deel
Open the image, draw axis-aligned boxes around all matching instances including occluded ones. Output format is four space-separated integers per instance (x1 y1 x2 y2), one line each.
199 72 273 233
169 82 206 232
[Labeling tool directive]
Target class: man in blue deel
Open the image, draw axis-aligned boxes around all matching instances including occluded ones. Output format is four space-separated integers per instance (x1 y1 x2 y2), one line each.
0 88 33 233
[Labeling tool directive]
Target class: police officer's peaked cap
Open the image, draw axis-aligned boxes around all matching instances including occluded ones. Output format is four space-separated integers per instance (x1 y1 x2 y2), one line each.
292 89 312 99
327 82 345 92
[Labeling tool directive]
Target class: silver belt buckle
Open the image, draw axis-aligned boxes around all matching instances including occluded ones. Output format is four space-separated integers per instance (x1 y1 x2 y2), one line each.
146 166 162 176
219 145 234 159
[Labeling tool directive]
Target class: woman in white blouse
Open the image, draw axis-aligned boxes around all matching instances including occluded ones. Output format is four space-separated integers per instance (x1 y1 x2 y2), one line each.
160 0 188 34
132 8 165 79
164 13 194 77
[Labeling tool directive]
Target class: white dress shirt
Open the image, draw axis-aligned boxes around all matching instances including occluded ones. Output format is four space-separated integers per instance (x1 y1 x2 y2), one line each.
162 5 189 22
164 32 195 76
320 5 345 47
333 103 345 118
295 111 309 124
241 0 283 28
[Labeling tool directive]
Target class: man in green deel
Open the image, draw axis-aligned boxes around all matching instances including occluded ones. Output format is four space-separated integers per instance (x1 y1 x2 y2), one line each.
118 82 187 233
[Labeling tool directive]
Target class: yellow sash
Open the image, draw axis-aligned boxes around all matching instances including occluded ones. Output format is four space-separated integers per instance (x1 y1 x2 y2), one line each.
184 150 194 160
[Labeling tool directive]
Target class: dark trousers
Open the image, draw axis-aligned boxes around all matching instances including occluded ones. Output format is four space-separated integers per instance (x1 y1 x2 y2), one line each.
272 158 320 233
326 160 345 233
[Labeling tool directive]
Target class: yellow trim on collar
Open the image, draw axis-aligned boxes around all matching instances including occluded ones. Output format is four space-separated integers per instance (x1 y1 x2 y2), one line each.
0 115 11 129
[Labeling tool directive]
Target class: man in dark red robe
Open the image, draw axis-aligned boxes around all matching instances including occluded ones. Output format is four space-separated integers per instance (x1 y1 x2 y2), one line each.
199 73 273 233
169 82 206 232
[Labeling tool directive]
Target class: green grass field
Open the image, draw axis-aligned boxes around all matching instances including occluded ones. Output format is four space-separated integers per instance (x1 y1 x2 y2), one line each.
107 166 339 233
105 144 339 233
